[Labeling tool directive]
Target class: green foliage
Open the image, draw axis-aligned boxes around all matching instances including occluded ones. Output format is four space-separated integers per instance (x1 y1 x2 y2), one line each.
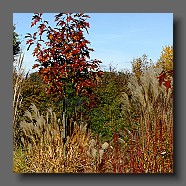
88 66 130 141
16 71 91 132
13 63 173 173
20 72 56 116
13 25 21 58
13 147 27 173
62 81 90 121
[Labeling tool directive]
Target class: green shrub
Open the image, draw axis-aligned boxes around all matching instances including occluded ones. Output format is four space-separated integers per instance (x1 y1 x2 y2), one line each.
88 67 130 141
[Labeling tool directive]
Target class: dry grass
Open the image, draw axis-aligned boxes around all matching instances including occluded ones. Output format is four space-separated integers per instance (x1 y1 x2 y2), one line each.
14 104 110 173
13 53 27 149
13 67 173 173
120 67 173 173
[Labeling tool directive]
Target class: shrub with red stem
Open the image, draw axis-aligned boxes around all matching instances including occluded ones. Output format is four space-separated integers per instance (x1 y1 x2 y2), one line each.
113 132 119 173
129 139 135 173
135 136 143 173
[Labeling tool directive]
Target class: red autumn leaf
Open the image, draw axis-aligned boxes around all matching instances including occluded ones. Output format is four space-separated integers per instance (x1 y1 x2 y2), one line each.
163 79 172 93
31 20 37 27
32 64 40 69
38 24 46 35
85 22 90 27
72 49 81 55
33 32 37 38
163 79 171 88
97 71 104 76
57 20 66 26
26 39 33 44
158 71 166 86
67 16 73 22
26 13 103 98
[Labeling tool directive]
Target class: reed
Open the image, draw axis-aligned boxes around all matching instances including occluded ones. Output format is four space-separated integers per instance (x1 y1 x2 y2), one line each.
13 53 28 149
14 104 110 173
119 67 173 173
13 67 173 173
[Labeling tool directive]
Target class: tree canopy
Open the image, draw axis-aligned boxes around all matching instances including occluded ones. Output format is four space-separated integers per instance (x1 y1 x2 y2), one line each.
13 25 21 58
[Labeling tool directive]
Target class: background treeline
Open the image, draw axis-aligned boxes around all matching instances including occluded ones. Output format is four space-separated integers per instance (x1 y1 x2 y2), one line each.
14 46 173 143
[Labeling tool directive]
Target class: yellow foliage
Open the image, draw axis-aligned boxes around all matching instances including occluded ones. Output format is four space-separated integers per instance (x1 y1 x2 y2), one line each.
132 54 151 80
132 58 142 80
156 45 173 76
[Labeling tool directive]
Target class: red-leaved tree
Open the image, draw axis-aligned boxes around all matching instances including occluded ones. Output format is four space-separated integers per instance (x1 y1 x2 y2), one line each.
26 13 103 100
26 13 104 139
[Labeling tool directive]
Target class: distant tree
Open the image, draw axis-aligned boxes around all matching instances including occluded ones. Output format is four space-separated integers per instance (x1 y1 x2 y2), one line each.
156 45 173 94
156 45 173 78
131 54 152 80
29 71 43 83
13 25 21 58
19 72 56 116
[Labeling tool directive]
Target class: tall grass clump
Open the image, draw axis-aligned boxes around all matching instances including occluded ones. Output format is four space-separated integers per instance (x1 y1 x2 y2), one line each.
14 104 111 173
120 67 173 173
13 66 173 173
13 53 27 149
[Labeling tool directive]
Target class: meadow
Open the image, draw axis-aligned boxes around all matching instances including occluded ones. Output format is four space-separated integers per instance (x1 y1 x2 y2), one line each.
13 46 173 173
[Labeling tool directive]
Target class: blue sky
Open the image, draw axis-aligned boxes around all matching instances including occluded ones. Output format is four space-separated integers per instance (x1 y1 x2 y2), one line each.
13 13 173 72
